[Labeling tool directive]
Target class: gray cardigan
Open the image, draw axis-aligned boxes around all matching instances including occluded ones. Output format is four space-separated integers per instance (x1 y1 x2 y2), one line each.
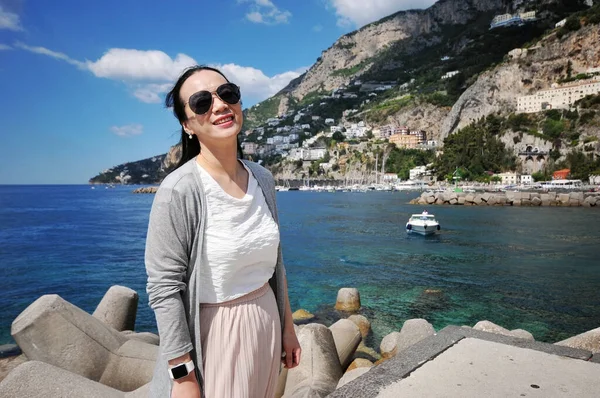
145 158 287 397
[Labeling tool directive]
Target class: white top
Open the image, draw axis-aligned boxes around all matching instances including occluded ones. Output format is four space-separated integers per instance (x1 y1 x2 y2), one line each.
196 161 280 303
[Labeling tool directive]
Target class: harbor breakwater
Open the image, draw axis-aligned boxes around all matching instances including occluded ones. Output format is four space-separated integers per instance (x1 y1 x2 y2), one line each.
1 285 599 397
410 190 600 207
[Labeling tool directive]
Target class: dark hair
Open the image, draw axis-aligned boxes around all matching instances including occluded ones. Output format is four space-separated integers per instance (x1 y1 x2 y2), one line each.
165 65 244 169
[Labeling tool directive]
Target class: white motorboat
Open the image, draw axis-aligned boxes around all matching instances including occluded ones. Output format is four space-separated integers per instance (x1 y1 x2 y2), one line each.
406 211 440 235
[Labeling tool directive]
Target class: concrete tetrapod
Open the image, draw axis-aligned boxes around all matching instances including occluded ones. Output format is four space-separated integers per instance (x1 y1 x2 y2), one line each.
10 294 157 392
329 319 362 369
0 361 149 398
93 285 139 332
283 323 343 398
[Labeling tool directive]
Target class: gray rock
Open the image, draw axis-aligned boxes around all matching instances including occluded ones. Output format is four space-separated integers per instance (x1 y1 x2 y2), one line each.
329 319 362 369
283 323 343 398
347 315 371 339
380 332 402 359
555 327 600 354
396 319 436 354
93 285 139 332
11 294 156 392
0 360 149 397
510 329 535 341
336 367 370 389
335 288 361 312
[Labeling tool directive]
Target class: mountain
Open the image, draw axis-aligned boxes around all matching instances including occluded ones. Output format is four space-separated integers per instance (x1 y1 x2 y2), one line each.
90 0 600 184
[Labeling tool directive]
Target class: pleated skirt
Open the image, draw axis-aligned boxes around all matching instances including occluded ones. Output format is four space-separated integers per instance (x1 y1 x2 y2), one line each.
200 283 282 398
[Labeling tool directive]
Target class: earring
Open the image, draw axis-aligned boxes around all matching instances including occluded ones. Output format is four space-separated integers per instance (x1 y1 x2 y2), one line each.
188 133 193 139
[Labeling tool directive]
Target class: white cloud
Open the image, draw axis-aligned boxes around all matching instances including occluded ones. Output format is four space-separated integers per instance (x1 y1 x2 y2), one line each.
329 0 437 27
0 43 12 50
132 83 172 104
313 25 323 32
217 64 305 103
86 49 197 81
110 124 143 137
242 0 291 25
0 5 23 31
14 42 86 68
14 42 302 106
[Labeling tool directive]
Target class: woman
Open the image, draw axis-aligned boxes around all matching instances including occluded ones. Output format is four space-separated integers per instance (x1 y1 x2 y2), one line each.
145 65 301 398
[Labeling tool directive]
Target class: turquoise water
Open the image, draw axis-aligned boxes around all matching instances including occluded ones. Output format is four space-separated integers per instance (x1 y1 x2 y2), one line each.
1 186 599 348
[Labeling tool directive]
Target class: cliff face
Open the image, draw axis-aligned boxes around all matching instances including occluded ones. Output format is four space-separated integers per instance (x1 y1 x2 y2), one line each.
440 23 600 140
288 0 510 100
89 144 181 185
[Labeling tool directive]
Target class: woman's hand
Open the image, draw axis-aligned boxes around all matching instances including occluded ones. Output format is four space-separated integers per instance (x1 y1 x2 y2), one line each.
171 372 201 398
282 327 301 369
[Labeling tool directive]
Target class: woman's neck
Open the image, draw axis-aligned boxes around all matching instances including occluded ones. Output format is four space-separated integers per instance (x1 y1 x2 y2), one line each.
196 145 241 181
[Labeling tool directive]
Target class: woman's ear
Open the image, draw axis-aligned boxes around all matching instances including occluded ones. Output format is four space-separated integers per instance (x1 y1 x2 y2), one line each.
182 120 193 137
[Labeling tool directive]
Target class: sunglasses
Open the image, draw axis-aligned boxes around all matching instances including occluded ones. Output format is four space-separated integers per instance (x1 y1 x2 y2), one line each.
185 83 241 116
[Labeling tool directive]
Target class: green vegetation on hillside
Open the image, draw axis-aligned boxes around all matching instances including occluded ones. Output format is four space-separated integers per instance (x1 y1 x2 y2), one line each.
434 115 518 181
242 96 280 130
384 147 436 180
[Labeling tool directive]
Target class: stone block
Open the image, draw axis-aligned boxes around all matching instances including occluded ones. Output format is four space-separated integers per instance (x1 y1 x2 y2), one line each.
558 193 570 204
496 196 507 205
541 193 551 202
465 194 475 203
473 321 534 341
275 367 288 398
513 200 522 206
457 196 466 205
569 199 580 207
570 192 584 202
426 195 435 204
292 309 315 323
487 196 496 206
531 197 542 206
510 329 535 341
283 323 342 398
449 198 458 205
335 367 370 390
329 319 362 369
547 192 557 200
481 193 491 202
555 327 600 354
347 315 370 339
473 195 483 205
0 361 125 398
10 294 156 392
380 332 402 359
93 286 139 332
345 358 372 372
541 200 551 207
396 319 436 354
335 288 361 312
521 199 531 206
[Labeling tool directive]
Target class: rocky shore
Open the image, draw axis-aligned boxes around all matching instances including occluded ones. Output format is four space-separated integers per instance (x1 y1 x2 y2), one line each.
1 285 599 397
132 187 158 194
410 190 600 207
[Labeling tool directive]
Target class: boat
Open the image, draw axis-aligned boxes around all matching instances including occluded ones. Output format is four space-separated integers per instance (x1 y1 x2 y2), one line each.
406 210 440 236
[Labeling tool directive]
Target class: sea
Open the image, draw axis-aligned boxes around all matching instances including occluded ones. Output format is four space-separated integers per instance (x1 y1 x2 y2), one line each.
1 185 599 350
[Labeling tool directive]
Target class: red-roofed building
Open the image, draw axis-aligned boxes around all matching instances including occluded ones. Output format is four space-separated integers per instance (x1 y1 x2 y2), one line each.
553 169 570 180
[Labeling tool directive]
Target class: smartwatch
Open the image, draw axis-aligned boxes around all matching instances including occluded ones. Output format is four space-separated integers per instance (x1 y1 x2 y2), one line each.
168 360 195 380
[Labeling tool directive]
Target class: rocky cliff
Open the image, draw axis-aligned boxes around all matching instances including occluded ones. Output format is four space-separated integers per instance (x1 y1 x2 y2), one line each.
440 23 600 139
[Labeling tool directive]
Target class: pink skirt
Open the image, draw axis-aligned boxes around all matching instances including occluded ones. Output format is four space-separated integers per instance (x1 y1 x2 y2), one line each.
200 283 282 398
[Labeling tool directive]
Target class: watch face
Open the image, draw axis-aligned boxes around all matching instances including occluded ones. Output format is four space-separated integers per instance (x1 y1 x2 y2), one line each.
171 364 189 379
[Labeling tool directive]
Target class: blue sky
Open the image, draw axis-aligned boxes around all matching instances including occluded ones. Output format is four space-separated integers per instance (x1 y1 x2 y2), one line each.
0 0 436 184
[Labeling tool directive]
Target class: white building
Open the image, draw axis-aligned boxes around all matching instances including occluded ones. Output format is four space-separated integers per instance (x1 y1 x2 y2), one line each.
409 166 431 181
301 124 311 130
288 147 328 161
266 135 284 144
520 174 533 185
242 142 259 155
441 70 460 80
555 18 566 28
497 172 519 185
330 126 343 133
312 116 321 121
325 118 335 125
517 77 600 113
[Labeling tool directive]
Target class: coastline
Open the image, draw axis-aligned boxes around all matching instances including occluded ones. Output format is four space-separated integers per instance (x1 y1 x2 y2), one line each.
410 190 600 207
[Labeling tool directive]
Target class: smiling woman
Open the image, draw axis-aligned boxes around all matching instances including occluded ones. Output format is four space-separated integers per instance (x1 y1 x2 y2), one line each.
145 65 301 398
